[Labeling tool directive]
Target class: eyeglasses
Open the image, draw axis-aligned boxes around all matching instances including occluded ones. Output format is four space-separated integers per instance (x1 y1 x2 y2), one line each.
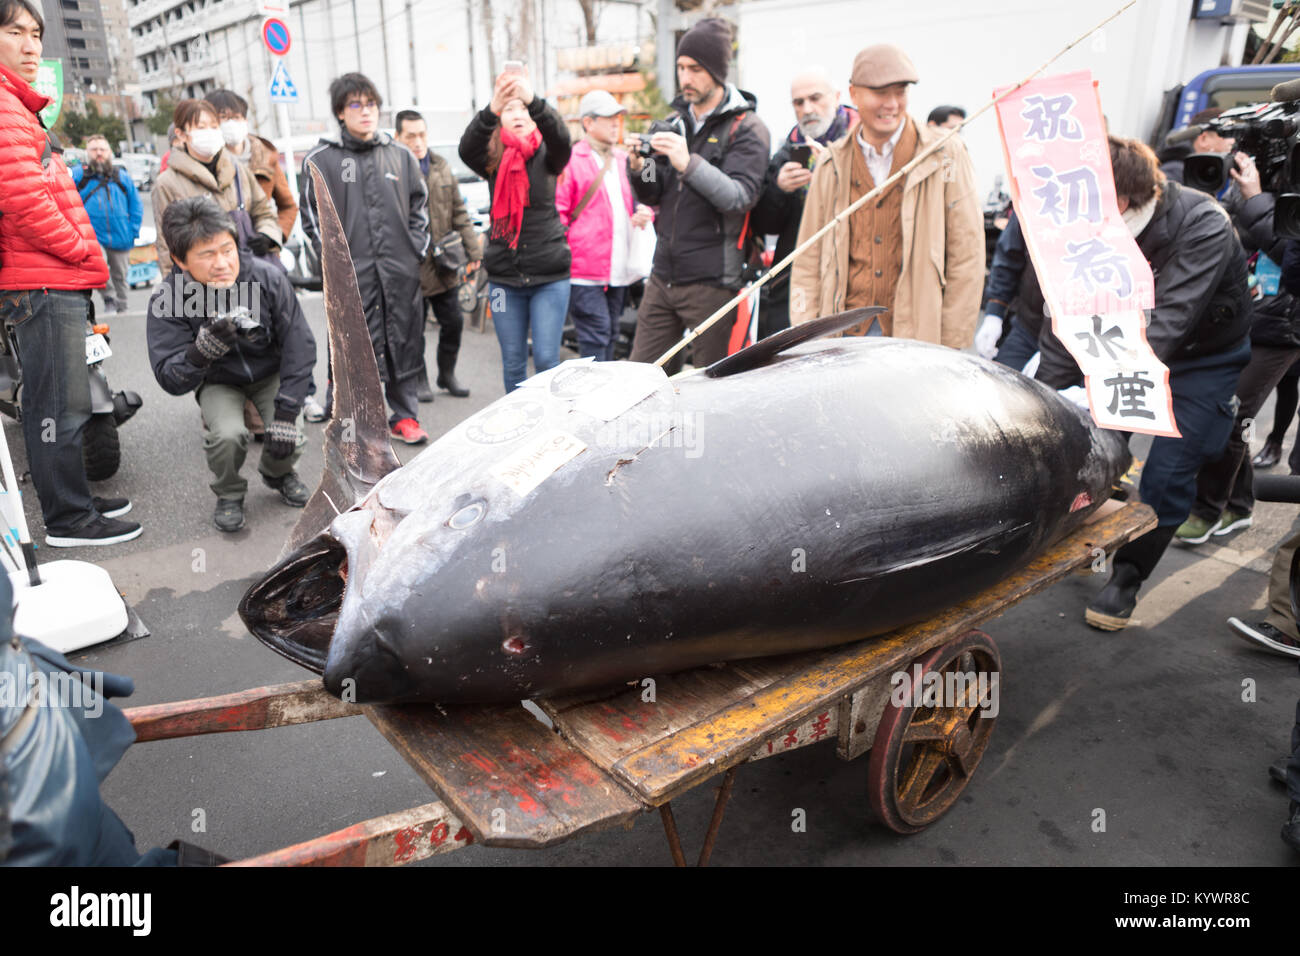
346 100 379 113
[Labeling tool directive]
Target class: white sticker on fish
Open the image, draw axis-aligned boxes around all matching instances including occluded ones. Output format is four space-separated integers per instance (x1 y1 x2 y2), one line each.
491 431 588 497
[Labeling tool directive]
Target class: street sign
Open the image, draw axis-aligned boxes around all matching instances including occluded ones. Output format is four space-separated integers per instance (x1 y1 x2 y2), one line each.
34 58 62 127
256 1 289 15
262 17 291 56
269 60 299 103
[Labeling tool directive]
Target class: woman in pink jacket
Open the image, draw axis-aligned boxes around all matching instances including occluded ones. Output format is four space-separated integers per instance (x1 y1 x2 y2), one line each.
556 90 653 360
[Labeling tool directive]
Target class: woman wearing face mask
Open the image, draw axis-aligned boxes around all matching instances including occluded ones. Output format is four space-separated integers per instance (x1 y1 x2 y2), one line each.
152 98 282 273
459 68 572 393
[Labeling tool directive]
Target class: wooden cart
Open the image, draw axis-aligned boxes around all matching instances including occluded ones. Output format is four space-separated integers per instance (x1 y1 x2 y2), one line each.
123 500 1156 866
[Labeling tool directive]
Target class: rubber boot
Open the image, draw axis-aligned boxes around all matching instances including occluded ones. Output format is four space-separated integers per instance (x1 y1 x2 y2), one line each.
1084 525 1177 632
416 365 435 403
437 352 470 397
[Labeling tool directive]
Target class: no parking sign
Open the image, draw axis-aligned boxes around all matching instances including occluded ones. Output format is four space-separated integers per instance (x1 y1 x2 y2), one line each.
262 17 291 56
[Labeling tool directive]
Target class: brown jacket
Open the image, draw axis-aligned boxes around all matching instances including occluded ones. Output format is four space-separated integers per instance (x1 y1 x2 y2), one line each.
243 134 299 240
418 150 482 297
789 118 984 349
152 145 281 273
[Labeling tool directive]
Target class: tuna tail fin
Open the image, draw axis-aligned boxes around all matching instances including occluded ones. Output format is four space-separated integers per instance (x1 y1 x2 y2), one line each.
283 162 401 558
703 307 886 378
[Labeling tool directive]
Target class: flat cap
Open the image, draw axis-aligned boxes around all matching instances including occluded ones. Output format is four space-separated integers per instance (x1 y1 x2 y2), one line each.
851 44 919 89
579 89 627 118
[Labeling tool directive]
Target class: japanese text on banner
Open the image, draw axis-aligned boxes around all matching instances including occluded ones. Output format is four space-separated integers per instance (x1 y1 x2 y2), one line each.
994 70 1178 438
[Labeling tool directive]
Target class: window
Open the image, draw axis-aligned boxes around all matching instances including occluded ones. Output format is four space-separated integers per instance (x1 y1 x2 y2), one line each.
61 0 79 9
68 38 86 49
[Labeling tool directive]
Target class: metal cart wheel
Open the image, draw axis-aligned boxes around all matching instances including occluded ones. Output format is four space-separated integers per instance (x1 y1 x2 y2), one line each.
867 629 1001 834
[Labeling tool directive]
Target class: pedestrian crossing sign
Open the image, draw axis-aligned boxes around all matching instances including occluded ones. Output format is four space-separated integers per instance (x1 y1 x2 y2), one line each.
269 60 299 103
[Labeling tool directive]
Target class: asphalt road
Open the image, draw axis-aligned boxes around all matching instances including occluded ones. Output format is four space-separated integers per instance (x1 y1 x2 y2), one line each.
11 262 1300 867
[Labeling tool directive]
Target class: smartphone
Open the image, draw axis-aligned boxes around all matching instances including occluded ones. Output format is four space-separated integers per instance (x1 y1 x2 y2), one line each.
788 144 813 168
503 60 525 76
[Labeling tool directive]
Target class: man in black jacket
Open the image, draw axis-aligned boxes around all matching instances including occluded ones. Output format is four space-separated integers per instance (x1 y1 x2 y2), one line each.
301 72 431 444
749 68 856 339
1035 137 1251 631
147 196 316 533
626 17 771 372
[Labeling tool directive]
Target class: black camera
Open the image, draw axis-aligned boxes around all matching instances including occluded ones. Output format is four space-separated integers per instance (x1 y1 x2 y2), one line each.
635 116 687 157
221 306 268 346
1181 100 1300 238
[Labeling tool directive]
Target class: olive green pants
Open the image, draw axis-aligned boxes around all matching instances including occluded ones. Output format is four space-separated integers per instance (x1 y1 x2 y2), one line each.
196 374 303 500
1265 527 1300 641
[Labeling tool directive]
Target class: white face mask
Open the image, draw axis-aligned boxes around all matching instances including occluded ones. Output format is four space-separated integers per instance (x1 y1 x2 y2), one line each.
220 119 249 147
188 128 225 159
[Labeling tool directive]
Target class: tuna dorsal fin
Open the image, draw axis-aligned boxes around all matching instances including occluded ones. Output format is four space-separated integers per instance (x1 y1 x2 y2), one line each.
703 307 886 378
283 162 401 557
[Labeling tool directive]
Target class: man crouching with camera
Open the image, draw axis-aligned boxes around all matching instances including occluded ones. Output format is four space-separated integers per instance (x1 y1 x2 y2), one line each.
147 195 317 532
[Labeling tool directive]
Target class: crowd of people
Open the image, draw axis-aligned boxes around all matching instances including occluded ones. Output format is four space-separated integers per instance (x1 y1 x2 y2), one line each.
0 0 1297 857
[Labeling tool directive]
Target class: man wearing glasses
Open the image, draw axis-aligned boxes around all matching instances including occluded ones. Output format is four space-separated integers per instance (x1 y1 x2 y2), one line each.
300 72 432 444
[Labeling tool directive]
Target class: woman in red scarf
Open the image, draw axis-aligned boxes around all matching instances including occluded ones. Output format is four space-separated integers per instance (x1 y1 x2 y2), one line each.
459 69 573 393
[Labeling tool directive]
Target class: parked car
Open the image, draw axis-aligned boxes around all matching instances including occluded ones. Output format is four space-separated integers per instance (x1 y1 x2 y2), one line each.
429 142 490 230
118 152 160 192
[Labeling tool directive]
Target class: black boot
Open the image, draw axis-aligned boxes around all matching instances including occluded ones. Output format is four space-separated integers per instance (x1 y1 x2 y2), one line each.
1085 561 1144 631
1253 438 1283 469
416 365 435 403
437 353 470 397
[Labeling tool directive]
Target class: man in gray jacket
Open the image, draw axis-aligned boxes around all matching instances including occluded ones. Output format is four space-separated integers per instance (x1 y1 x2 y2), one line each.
301 72 431 444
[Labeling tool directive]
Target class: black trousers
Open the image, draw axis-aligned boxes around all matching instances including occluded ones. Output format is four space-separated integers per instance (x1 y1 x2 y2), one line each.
425 287 464 367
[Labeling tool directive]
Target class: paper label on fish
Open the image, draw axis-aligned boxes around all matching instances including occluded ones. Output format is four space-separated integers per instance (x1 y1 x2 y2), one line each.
491 431 587 496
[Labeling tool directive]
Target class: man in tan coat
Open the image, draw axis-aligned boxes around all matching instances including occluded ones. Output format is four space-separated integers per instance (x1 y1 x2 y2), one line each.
789 44 984 348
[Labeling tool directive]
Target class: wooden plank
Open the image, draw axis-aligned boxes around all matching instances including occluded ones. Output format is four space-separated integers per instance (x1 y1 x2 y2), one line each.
538 657 792 771
836 675 896 762
366 702 644 849
748 707 838 762
606 502 1156 805
227 801 474 867
124 679 363 742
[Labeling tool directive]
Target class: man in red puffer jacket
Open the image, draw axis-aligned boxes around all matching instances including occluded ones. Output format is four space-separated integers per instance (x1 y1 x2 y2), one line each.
0 1 141 547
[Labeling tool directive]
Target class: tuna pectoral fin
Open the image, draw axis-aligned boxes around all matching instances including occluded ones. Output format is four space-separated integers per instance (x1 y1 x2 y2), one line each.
283 163 401 559
704 307 886 378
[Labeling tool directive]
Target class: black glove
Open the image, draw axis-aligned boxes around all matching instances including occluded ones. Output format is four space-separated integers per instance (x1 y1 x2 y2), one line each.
264 408 299 460
184 316 237 367
246 234 274 256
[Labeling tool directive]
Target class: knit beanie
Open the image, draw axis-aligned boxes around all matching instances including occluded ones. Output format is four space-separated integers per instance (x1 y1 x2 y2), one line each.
677 18 733 86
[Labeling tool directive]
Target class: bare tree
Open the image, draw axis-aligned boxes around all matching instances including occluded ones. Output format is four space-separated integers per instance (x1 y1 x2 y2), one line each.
577 0 598 45
482 0 498 76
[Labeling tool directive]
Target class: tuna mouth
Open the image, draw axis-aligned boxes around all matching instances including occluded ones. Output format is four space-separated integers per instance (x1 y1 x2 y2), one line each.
238 534 347 674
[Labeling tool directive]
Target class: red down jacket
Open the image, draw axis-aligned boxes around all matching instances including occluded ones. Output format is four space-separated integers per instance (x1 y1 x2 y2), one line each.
0 64 108 291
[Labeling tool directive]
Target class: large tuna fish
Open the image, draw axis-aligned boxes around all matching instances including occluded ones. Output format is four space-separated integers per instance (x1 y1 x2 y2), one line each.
238 167 1131 705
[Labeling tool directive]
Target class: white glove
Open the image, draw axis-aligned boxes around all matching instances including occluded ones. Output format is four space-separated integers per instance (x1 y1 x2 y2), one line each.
973 314 1002 359
1058 385 1090 409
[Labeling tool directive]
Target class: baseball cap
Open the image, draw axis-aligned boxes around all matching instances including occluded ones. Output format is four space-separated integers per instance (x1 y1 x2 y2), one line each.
579 90 627 118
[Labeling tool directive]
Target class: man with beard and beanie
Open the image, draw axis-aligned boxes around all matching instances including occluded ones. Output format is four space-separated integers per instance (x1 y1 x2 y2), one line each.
0 0 141 547
72 134 142 315
789 44 984 347
625 17 771 372
1033 137 1251 631
395 107 481 400
750 68 857 338
300 72 432 444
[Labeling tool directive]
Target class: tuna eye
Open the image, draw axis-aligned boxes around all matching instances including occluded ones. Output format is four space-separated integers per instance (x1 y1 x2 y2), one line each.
447 499 486 529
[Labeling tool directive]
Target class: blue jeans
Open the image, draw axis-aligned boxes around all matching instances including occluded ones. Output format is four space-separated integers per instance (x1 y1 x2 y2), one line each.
993 316 1039 371
491 279 570 393
1139 339 1251 527
569 284 626 361
0 289 97 535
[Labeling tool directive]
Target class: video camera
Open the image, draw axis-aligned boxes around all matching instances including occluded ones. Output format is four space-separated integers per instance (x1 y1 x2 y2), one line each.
1180 82 1300 238
635 115 687 157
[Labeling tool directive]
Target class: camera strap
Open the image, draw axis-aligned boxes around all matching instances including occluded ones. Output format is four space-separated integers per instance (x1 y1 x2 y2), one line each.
567 150 613 232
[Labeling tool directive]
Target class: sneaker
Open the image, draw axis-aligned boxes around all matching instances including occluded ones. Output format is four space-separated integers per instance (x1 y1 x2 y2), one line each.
213 498 245 533
1253 439 1283 469
1084 562 1143 631
262 471 310 507
1284 802 1300 854
303 396 328 423
390 417 429 445
1226 617 1300 658
1174 513 1221 545
1212 510 1252 536
46 514 142 548
92 495 131 518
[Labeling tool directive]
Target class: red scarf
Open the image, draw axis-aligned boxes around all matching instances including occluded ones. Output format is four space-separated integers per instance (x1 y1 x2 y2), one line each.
491 125 542 249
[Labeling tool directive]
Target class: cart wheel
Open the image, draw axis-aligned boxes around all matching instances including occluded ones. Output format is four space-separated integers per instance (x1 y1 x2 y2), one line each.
867 629 1001 834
